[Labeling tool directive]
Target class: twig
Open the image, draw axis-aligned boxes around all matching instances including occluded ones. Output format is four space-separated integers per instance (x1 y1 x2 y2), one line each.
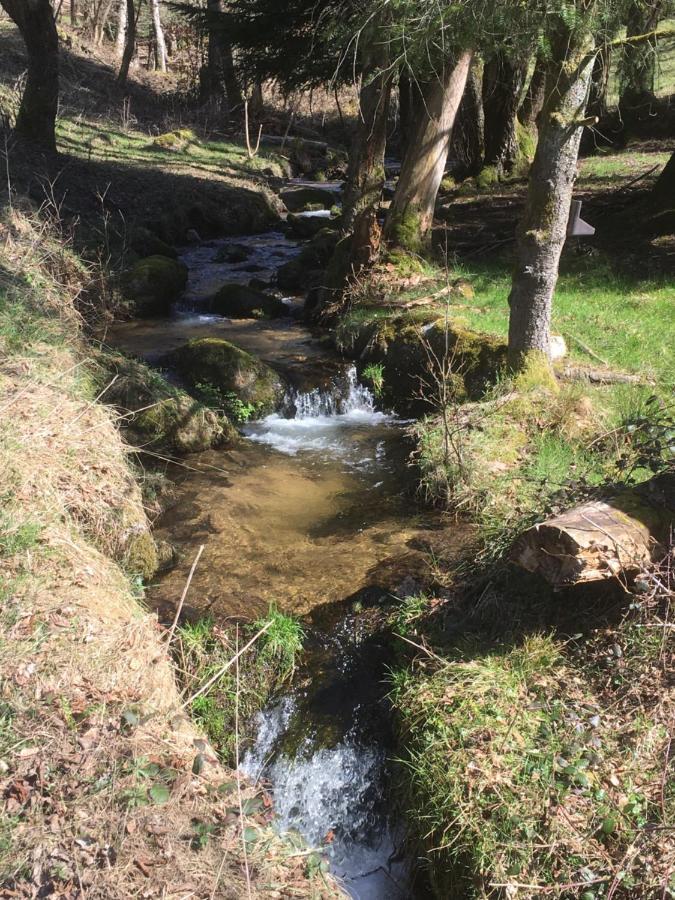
396 633 448 667
166 544 204 647
234 625 253 900
564 333 610 367
178 619 273 710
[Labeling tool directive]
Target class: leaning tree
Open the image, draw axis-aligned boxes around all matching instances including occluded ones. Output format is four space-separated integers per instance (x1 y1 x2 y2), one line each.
0 0 59 152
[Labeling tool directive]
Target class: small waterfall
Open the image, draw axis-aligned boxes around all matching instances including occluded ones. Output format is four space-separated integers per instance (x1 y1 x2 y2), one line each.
243 366 392 460
242 701 409 899
287 366 378 419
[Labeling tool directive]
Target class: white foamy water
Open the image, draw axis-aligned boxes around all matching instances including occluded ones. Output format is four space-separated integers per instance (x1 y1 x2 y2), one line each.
242 703 408 899
243 367 394 459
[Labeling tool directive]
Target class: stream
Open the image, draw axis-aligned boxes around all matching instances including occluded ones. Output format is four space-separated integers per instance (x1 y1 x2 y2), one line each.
110 220 455 898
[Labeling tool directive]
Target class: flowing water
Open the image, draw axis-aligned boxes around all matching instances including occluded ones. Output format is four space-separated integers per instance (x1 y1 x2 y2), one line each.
110 226 459 898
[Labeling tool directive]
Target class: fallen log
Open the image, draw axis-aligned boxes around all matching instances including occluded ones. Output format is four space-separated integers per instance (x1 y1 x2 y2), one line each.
511 473 674 588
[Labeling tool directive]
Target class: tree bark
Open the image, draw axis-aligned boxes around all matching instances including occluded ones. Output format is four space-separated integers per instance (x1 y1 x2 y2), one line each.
384 49 473 253
202 0 243 112
93 0 114 46
341 55 394 268
507 29 595 375
150 0 167 72
115 0 127 57
0 0 59 152
511 473 674 588
619 0 664 128
116 0 136 86
518 52 547 129
451 60 484 178
482 51 529 176
70 0 77 26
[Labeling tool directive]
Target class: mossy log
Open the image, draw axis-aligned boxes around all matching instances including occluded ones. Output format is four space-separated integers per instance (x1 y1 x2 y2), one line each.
511 474 674 587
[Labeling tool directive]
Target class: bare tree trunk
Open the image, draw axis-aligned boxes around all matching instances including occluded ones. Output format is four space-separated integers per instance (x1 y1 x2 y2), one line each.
0 0 59 152
451 60 484 178
116 0 136 86
507 29 595 375
94 0 114 46
384 49 473 253
619 0 664 129
150 0 167 72
519 52 547 129
70 0 77 26
482 51 529 176
202 0 243 112
398 72 421 162
115 0 126 57
249 81 264 116
651 150 675 210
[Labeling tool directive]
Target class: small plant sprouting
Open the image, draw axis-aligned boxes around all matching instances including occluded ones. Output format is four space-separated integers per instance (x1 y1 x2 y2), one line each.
362 362 385 398
254 607 304 678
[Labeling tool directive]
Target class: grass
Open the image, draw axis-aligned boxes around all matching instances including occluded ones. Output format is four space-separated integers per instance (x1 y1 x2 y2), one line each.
391 604 674 899
177 609 304 766
56 115 289 181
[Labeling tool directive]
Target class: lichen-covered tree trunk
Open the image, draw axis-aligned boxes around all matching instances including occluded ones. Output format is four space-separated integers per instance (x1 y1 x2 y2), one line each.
114 0 126 57
384 49 473 253
0 0 59 152
150 0 167 72
451 61 484 178
507 31 595 374
116 0 136 85
482 51 529 176
619 0 664 128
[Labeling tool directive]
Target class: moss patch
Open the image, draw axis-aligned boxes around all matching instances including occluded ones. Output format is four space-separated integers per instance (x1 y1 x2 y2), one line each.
170 338 285 417
120 255 188 317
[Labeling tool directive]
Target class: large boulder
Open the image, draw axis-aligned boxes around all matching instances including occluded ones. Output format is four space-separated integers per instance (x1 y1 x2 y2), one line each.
209 283 287 319
96 350 234 453
120 255 188 317
169 338 285 418
280 186 336 212
129 226 177 260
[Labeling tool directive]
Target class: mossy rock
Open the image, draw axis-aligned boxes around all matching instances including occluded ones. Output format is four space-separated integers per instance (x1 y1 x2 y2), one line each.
210 283 286 319
280 186 336 212
95 350 234 453
169 338 286 417
286 213 334 240
151 129 196 152
124 528 158 581
129 226 177 260
337 315 507 410
120 255 188 317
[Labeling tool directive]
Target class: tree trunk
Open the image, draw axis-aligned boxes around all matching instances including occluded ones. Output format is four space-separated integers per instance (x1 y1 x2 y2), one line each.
619 0 664 128
518 52 546 129
115 0 126 57
384 49 473 253
652 150 674 206
511 473 674 588
150 0 167 72
482 51 529 176
341 56 393 267
507 29 595 375
451 60 484 178
116 0 136 86
398 72 422 162
70 0 77 26
94 0 114 46
0 0 59 152
202 0 243 112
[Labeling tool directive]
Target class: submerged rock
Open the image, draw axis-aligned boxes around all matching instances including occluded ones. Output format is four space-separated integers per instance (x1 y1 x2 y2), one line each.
96 350 235 453
209 283 287 318
170 337 285 417
120 255 188 317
